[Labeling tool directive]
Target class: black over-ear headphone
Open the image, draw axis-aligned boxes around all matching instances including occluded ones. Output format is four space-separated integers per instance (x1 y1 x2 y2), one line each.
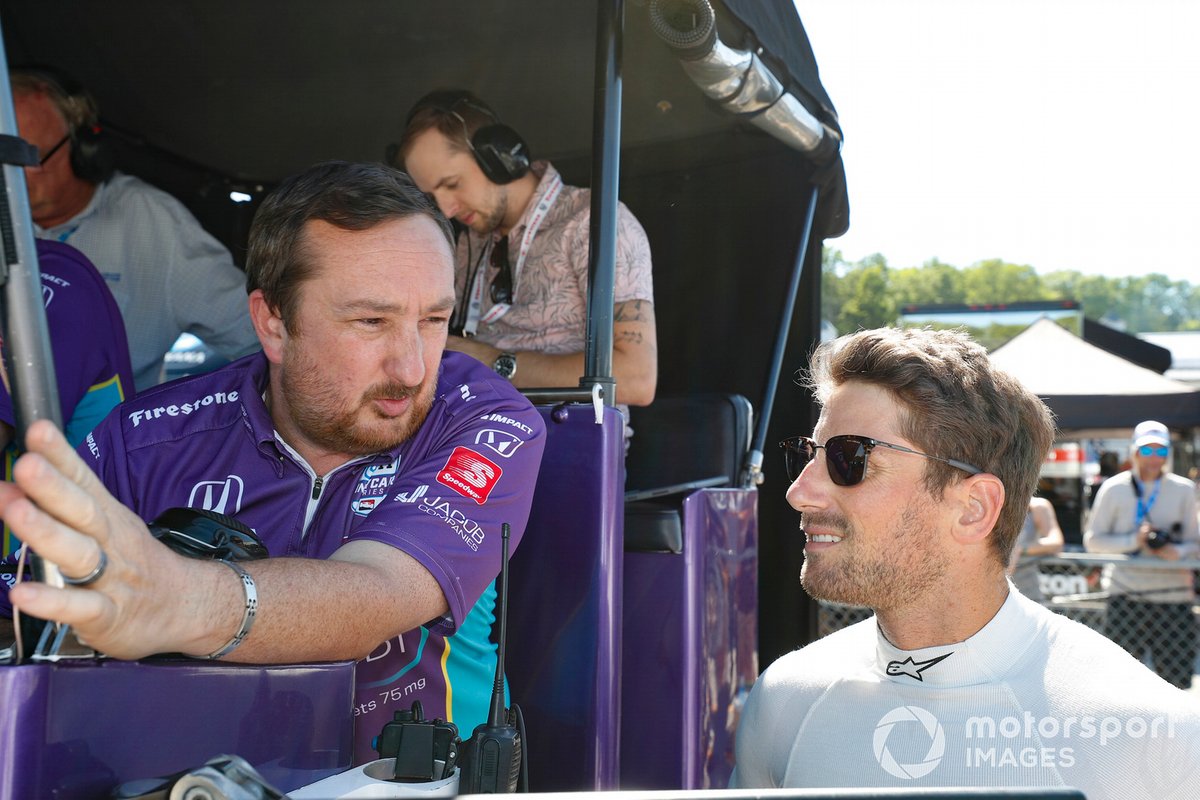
405 90 531 185
16 66 114 184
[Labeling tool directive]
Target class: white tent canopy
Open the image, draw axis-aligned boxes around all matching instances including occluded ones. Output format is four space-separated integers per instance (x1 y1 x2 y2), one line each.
990 318 1200 430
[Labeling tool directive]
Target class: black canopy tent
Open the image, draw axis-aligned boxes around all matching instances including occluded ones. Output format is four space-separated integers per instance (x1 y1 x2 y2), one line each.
0 1 848 661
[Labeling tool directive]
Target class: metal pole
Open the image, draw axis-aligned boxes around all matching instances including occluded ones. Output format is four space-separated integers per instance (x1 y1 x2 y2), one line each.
0 53 63 440
743 184 819 487
0 23 71 659
581 0 624 407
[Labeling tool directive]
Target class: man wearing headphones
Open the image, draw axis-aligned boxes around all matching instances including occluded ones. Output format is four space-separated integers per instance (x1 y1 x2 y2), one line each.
395 90 657 421
10 67 260 391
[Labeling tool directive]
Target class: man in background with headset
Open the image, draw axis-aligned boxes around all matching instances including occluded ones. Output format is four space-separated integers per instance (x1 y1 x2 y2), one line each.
10 67 260 391
394 90 657 430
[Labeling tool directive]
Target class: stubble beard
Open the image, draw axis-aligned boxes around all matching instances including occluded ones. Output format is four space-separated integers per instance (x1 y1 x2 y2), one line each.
476 186 508 235
281 347 437 457
799 498 949 611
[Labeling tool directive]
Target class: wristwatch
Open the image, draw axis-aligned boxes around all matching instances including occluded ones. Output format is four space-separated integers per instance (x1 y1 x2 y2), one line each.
493 352 518 380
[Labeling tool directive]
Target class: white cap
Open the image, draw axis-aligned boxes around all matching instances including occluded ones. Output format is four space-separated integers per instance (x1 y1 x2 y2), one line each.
1133 420 1170 448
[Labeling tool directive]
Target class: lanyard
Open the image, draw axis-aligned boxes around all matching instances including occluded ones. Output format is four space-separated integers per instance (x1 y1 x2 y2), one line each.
462 172 562 335
1132 476 1161 527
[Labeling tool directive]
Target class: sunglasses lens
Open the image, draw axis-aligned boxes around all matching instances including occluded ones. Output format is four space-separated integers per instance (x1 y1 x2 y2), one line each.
490 237 512 305
781 438 812 482
1139 445 1169 457
826 435 867 486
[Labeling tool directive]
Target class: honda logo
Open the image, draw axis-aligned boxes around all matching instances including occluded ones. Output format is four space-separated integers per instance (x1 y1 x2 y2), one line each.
187 475 245 515
474 428 525 458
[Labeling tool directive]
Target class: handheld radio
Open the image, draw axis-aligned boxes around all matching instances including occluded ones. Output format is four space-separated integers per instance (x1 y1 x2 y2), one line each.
458 522 526 793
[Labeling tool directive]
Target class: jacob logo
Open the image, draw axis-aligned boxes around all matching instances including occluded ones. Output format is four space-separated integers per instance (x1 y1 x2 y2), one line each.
187 475 245 515
437 447 502 505
474 429 525 458
873 706 945 780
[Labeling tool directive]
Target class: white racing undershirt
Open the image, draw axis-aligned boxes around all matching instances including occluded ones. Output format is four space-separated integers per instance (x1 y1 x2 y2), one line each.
730 587 1200 799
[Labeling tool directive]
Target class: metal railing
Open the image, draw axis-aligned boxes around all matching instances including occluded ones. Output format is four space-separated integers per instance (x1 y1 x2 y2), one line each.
816 553 1200 690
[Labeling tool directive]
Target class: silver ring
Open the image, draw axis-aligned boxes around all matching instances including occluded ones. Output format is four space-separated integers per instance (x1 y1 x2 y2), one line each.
62 548 108 586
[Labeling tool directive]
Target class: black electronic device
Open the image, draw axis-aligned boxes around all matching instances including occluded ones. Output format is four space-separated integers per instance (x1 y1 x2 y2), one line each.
1146 522 1183 550
373 700 460 783
147 507 268 562
457 522 526 793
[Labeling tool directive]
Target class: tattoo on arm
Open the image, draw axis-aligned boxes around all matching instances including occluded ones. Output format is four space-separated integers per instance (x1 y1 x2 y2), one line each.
614 299 652 323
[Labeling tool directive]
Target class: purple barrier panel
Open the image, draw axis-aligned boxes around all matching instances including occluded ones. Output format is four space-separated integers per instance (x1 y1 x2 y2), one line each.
506 404 625 791
621 488 758 790
0 658 355 798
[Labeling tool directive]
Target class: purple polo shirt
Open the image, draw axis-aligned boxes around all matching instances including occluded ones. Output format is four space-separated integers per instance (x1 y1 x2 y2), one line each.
76 349 546 762
1 240 134 557
0 240 134 445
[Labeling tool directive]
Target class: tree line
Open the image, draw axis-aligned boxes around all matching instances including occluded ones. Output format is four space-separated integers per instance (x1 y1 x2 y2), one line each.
822 251 1200 337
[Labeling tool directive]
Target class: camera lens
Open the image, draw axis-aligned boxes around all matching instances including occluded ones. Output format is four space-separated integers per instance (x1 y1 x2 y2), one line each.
1146 529 1170 550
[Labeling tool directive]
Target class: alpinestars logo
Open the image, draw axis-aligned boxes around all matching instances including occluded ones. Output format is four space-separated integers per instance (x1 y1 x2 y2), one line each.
886 652 953 681
873 706 945 779
437 447 502 505
187 475 245 515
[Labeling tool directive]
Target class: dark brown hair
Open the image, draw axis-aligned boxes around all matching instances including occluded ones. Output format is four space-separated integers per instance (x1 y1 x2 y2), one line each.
246 161 453 332
804 326 1056 564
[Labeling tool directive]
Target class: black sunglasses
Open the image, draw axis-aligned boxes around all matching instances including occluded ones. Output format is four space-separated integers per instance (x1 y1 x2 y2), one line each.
489 235 513 305
779 434 983 486
148 507 268 561
39 134 70 166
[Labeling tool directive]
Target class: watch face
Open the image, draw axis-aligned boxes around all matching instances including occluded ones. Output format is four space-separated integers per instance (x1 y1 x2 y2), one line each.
494 353 517 379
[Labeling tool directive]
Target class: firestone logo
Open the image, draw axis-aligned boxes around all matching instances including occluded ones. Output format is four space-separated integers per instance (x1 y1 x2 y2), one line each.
128 391 240 427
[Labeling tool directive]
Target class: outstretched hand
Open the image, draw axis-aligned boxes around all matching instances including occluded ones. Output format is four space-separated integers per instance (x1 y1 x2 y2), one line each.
0 419 213 658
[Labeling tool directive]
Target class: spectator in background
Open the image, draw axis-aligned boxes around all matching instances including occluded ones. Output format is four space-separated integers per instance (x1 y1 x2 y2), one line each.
1006 495 1064 600
1084 420 1200 689
0 239 134 558
10 66 260 391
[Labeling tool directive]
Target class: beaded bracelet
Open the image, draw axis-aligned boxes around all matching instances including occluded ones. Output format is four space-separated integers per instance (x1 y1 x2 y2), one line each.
203 559 258 660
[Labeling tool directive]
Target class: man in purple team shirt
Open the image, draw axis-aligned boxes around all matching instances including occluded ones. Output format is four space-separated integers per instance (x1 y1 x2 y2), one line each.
0 161 547 763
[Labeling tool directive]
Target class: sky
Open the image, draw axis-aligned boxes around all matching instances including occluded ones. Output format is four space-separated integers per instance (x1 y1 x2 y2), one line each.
792 0 1200 283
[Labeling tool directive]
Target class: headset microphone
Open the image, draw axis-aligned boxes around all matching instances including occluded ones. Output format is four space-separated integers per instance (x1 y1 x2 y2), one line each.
458 522 526 793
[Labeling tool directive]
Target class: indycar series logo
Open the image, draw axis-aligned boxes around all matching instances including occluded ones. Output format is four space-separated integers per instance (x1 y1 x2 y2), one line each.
352 458 401 517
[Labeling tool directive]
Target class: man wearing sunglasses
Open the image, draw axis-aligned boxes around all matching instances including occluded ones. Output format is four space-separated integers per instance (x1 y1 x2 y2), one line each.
731 328 1200 797
395 90 657 425
1084 420 1200 689
0 162 547 764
